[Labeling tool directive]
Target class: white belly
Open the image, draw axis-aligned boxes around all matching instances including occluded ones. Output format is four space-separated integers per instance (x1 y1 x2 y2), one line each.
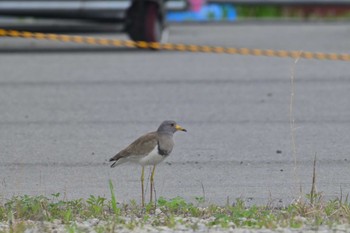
139 146 166 166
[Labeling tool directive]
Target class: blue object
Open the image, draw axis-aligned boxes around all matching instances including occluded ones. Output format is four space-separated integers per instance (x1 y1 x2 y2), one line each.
167 4 237 22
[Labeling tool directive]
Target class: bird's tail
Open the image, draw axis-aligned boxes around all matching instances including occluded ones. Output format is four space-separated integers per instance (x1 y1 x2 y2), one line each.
109 157 119 168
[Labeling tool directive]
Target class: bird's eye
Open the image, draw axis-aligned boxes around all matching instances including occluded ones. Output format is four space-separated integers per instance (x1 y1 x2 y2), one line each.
171 123 175 127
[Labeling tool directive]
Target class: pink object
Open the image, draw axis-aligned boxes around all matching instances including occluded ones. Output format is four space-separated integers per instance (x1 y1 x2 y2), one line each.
190 0 205 12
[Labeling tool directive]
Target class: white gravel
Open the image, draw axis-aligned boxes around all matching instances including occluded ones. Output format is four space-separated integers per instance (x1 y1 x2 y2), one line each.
1 219 350 233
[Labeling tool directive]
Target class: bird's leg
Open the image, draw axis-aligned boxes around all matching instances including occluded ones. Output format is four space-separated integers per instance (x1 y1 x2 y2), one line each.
141 166 145 207
150 165 156 204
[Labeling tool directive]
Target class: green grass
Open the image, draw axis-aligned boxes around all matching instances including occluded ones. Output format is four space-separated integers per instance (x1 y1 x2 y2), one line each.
236 5 283 18
235 5 350 19
0 176 349 231
1 190 350 232
109 179 120 218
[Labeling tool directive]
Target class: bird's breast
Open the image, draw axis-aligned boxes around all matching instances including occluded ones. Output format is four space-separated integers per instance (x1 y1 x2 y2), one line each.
139 146 167 166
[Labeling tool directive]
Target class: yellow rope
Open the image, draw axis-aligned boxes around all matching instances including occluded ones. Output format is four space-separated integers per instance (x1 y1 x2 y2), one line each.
1 28 349 61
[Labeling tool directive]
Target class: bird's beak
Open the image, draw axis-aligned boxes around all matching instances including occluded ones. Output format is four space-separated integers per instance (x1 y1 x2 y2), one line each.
175 124 187 132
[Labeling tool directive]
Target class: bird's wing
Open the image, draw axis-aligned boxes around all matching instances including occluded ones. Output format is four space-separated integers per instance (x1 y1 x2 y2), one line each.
109 132 158 165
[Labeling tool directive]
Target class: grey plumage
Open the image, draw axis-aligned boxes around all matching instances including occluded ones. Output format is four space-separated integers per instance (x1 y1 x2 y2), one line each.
109 120 186 168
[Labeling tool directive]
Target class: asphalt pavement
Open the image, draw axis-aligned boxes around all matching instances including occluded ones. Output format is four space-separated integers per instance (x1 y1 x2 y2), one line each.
1 21 350 205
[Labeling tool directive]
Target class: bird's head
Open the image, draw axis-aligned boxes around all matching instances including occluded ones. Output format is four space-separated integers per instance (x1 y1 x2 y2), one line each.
157 120 187 134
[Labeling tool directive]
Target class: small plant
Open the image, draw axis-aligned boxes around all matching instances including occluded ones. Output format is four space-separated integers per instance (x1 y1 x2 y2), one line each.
1 183 350 232
86 195 107 218
157 196 193 215
109 179 120 218
66 222 78 233
63 208 72 223
194 196 205 205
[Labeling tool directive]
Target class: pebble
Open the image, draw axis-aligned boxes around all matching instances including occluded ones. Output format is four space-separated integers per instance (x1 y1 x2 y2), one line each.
1 219 350 233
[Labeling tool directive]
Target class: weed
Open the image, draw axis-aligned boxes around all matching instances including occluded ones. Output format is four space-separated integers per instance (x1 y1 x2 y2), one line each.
94 225 106 233
108 179 120 218
86 195 106 218
0 191 350 231
194 196 205 205
66 222 78 233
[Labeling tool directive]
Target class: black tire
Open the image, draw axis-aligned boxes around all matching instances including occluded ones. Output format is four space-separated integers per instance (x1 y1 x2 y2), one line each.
126 1 163 42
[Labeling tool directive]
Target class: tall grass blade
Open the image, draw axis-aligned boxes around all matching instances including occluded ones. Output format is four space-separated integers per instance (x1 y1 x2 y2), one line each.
109 179 119 217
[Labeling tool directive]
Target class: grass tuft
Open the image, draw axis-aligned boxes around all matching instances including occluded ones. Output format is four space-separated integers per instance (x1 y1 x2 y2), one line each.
1 191 350 231
108 179 120 218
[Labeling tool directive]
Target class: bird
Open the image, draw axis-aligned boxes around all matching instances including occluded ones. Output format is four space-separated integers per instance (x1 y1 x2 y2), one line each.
109 120 187 206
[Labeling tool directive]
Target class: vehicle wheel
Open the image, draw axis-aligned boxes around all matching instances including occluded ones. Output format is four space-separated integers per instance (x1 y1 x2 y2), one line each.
126 1 164 42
